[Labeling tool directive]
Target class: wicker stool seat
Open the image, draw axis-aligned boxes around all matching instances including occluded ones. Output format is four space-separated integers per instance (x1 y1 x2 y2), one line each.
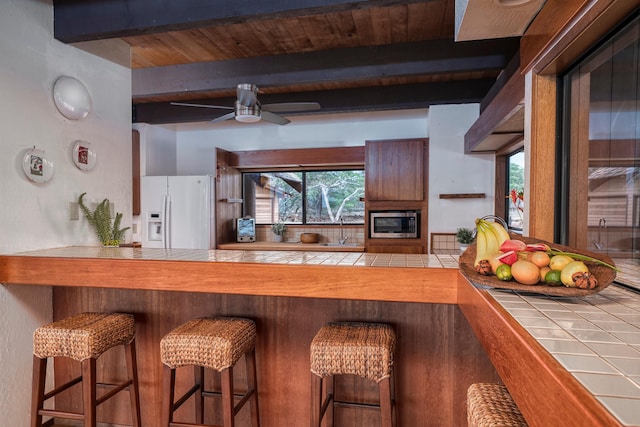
467 383 528 427
310 322 396 427
161 317 260 427
31 312 141 427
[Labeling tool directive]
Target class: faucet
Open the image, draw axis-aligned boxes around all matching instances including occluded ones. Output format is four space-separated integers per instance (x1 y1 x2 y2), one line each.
338 217 348 245
592 218 607 250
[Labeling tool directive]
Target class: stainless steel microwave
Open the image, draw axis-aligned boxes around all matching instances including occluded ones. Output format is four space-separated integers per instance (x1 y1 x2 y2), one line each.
370 211 419 238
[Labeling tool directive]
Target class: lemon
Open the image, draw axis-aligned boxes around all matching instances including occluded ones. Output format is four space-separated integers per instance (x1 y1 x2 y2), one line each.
495 264 512 281
549 255 574 271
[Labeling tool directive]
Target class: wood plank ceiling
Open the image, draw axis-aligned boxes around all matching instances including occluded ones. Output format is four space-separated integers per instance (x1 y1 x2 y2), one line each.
52 0 521 125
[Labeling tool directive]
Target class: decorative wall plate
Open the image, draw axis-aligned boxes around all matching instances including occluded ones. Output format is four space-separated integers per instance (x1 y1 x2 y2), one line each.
72 140 97 171
22 148 54 183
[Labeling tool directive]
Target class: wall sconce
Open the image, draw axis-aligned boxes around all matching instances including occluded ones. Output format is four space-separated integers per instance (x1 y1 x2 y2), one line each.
52 76 92 120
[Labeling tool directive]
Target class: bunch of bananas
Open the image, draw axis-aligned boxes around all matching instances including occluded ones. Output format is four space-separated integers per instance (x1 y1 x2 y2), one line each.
473 217 510 267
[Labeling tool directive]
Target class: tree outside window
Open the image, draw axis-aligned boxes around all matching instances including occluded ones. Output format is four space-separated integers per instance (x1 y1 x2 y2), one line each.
243 170 365 224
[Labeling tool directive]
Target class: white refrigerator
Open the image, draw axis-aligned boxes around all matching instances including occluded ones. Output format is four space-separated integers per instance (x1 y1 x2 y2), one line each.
141 175 215 249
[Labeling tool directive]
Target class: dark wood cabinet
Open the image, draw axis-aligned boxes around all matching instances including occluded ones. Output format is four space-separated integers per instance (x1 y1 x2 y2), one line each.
364 138 429 253
365 139 425 201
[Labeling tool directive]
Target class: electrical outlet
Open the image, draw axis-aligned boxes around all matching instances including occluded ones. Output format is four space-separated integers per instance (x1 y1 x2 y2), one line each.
132 223 138 234
69 202 79 220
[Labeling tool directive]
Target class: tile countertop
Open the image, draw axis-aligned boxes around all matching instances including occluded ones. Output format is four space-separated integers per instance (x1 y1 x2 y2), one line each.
5 246 458 267
486 285 640 426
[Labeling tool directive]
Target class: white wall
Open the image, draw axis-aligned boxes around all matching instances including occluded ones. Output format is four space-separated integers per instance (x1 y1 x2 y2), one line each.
174 109 429 174
0 1 132 424
166 105 494 236
428 104 495 233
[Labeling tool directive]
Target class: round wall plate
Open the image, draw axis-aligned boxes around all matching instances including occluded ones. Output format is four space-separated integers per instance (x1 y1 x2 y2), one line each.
72 140 97 171
52 76 92 120
22 148 54 183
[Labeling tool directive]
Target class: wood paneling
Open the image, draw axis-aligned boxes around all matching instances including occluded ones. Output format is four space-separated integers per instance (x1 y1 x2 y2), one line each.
229 146 364 169
365 139 425 201
526 73 557 241
521 0 639 75
216 148 242 246
50 286 498 427
458 273 622 427
464 62 524 153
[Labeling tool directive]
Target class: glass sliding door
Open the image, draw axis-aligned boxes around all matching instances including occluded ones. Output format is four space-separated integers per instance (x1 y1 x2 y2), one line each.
562 15 639 286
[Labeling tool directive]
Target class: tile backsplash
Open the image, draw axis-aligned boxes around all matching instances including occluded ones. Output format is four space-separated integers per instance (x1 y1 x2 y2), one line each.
255 225 364 245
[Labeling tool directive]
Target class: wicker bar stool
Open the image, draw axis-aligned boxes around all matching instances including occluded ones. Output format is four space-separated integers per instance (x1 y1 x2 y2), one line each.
31 312 141 427
310 322 396 427
160 317 260 427
467 383 528 427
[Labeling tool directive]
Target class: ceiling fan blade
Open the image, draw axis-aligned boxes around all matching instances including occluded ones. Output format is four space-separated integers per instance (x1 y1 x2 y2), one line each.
171 102 233 110
262 102 321 113
236 84 258 106
209 112 236 124
262 111 290 125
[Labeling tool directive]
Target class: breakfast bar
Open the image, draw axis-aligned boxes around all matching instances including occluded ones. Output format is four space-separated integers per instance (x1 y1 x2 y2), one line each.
1 247 638 426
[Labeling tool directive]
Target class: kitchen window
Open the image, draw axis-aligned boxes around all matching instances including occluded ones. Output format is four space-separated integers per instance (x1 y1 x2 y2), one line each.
242 170 365 225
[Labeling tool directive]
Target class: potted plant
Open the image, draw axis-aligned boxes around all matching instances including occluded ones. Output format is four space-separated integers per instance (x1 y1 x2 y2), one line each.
456 227 474 253
78 192 130 247
271 221 287 242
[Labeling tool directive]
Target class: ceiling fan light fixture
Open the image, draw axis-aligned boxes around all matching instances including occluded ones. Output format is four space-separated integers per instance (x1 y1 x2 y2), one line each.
235 101 261 122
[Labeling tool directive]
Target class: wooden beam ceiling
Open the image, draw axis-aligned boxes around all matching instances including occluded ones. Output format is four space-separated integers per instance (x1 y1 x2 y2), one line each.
52 0 523 126
53 0 439 42
132 38 519 101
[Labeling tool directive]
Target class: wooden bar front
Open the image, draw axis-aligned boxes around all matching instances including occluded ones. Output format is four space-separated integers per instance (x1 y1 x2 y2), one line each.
0 252 500 426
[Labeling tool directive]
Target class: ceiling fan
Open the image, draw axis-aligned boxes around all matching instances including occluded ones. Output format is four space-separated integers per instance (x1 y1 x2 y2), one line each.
171 83 321 125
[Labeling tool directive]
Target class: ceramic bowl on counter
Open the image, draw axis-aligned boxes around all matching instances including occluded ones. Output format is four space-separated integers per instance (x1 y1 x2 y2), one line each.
300 233 320 243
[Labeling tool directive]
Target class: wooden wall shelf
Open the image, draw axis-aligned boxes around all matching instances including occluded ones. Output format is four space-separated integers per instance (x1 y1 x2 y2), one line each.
221 198 243 203
439 193 486 199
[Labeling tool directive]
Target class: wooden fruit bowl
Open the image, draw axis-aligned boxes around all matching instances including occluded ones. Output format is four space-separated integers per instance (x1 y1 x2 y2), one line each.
459 235 617 297
300 233 320 243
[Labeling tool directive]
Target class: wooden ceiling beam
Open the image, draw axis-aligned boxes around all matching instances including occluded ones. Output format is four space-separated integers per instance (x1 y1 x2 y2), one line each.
53 0 438 43
132 80 496 124
132 38 519 100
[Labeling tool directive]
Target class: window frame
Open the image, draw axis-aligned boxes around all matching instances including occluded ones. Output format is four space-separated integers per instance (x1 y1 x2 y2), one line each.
242 168 365 225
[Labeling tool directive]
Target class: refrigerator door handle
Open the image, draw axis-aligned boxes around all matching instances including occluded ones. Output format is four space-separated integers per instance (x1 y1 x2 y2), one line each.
164 194 172 249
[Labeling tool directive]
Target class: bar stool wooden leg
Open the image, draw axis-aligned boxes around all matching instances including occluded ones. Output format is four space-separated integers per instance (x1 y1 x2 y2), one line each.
30 357 46 427
245 348 260 427
81 358 97 427
311 374 323 427
325 376 335 427
221 367 234 427
162 365 176 427
379 376 393 427
125 340 142 427
194 366 205 424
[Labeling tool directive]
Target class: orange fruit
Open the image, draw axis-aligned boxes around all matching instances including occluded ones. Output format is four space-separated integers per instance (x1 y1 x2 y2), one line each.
530 251 550 268
510 260 541 285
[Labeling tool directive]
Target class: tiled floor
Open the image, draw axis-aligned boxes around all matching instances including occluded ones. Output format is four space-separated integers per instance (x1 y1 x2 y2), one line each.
488 285 640 426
